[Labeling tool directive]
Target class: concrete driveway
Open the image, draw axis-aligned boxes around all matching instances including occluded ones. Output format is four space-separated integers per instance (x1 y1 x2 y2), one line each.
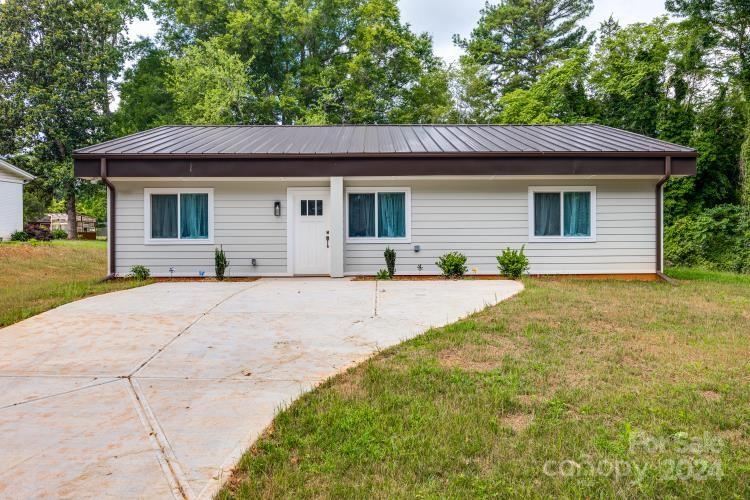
0 278 522 499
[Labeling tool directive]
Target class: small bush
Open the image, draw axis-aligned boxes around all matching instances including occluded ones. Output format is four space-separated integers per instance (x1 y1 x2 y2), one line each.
375 268 391 280
130 265 151 281
384 246 396 278
10 230 28 242
51 228 68 240
215 246 229 280
436 252 468 279
497 245 530 279
23 223 51 241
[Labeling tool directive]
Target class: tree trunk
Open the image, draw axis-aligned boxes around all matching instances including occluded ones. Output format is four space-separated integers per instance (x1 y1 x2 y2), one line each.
66 187 77 240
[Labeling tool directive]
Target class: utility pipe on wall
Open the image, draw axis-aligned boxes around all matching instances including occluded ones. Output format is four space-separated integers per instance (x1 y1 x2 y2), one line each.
655 156 672 277
100 158 116 277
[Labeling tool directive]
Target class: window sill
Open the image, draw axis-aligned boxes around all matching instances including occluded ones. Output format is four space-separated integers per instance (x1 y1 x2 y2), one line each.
528 236 596 243
346 238 412 244
144 239 215 245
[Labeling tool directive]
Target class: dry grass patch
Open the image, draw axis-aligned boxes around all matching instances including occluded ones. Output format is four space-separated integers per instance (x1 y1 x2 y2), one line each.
0 240 148 327
701 390 722 401
499 412 534 433
437 339 527 371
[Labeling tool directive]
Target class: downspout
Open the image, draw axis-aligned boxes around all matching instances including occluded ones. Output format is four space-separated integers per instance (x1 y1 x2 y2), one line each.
100 158 116 278
655 156 672 282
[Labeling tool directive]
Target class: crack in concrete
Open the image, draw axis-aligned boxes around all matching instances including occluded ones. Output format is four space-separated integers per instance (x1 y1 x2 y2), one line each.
119 282 265 500
127 378 193 500
129 282 262 378
0 378 119 411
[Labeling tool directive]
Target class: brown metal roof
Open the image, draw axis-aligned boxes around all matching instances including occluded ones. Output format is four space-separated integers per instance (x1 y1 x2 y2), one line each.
74 124 696 158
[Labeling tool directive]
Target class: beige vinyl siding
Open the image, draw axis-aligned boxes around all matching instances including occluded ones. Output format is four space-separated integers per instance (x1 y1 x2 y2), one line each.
113 180 325 277
344 179 657 275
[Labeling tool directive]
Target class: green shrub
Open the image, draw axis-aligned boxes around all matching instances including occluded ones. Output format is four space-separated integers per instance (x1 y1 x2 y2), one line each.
51 228 68 240
665 204 750 273
375 268 391 280
130 265 151 281
384 246 396 278
436 252 468 279
215 246 229 280
497 245 530 279
10 231 28 242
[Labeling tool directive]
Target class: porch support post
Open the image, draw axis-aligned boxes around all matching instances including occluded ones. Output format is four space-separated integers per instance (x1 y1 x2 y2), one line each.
329 176 345 277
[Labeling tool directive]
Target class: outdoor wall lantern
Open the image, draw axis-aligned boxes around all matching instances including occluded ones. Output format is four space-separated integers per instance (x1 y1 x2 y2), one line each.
274 201 281 216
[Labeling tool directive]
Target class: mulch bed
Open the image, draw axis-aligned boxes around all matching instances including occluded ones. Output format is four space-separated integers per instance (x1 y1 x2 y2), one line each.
151 277 261 282
353 275 511 281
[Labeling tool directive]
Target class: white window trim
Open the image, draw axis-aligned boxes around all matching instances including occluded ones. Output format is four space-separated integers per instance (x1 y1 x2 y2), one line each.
528 186 596 243
143 188 215 245
345 187 412 244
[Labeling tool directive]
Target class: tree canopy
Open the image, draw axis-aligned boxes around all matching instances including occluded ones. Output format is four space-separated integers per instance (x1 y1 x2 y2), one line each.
0 0 143 236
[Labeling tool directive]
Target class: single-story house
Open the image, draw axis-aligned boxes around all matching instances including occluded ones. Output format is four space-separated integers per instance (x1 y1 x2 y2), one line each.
0 159 35 241
35 213 98 239
73 124 696 278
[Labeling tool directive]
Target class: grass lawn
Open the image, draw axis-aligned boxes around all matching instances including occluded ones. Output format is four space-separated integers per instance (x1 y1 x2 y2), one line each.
221 271 750 498
0 240 148 327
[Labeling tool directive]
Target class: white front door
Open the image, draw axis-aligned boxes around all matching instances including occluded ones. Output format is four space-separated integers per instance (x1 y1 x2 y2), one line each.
291 190 330 275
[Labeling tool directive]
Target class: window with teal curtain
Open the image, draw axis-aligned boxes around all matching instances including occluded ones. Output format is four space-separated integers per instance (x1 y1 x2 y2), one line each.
563 192 591 237
348 193 375 237
151 194 177 239
378 192 406 237
180 193 209 239
534 192 561 236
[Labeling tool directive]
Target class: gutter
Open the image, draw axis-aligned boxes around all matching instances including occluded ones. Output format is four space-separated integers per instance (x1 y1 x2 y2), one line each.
72 150 699 160
655 157 672 281
100 158 116 277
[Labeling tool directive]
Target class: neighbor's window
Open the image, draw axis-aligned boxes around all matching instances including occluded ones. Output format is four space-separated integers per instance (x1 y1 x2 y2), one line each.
347 188 410 241
529 187 595 241
145 188 213 243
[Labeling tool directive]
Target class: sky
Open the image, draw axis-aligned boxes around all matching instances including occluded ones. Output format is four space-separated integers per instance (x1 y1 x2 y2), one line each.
129 0 669 65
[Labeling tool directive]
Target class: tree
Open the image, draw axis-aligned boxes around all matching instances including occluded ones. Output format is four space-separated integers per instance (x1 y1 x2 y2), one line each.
666 85 746 221
114 41 175 135
589 18 674 137
667 0 750 205
150 0 451 124
455 0 593 95
496 48 592 123
0 0 142 237
169 39 250 124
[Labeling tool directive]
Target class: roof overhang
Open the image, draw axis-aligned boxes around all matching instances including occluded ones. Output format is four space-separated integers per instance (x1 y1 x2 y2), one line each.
0 159 35 181
74 153 696 178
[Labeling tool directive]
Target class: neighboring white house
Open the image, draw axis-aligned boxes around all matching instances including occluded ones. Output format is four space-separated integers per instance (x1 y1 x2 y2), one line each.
73 124 696 278
0 159 35 240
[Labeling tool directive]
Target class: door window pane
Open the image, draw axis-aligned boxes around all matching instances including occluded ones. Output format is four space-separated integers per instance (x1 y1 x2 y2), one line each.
377 192 406 237
301 200 307 216
563 192 591 237
180 193 209 239
348 193 375 237
316 200 323 216
534 192 561 236
151 194 178 239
